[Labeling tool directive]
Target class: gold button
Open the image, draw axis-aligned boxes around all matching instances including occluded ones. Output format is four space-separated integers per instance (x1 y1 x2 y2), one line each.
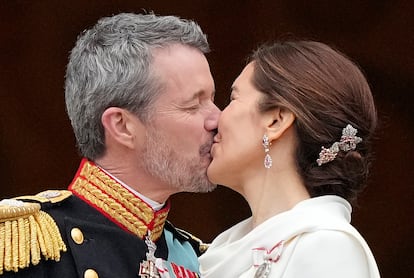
84 269 99 278
71 227 84 245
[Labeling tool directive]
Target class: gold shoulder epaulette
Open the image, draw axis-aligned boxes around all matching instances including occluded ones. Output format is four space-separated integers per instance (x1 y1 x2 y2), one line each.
14 189 72 204
0 198 67 274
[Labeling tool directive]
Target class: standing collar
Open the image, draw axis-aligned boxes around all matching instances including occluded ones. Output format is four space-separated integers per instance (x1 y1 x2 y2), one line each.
97 165 165 211
68 158 170 241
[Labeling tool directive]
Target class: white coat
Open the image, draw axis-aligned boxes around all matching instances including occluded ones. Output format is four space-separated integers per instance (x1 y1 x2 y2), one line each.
199 196 380 278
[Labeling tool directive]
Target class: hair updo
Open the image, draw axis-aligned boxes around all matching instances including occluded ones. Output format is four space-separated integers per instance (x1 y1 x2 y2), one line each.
250 40 377 204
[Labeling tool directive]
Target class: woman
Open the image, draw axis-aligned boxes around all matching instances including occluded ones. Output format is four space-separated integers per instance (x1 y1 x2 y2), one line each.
199 40 380 277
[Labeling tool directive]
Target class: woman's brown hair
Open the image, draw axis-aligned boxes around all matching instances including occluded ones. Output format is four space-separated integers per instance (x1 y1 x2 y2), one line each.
250 40 377 203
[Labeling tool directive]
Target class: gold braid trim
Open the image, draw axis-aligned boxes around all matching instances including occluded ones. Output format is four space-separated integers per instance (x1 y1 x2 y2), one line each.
0 201 66 274
70 160 170 241
73 179 148 238
81 162 154 223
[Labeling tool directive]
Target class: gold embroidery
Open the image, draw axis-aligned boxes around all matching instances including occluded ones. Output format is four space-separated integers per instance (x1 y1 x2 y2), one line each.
86 165 154 224
0 202 66 274
73 179 148 237
70 160 169 241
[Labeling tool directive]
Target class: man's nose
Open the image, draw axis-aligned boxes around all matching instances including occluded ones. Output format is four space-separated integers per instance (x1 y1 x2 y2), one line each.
205 103 221 131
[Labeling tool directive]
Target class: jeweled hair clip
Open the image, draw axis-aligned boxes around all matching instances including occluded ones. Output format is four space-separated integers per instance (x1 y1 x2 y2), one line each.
316 124 362 166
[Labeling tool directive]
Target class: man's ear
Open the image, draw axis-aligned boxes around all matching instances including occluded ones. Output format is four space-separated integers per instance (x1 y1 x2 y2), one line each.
264 107 295 142
101 107 141 149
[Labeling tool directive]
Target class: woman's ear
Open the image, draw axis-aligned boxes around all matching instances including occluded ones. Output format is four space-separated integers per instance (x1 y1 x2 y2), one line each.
265 107 295 142
101 107 140 149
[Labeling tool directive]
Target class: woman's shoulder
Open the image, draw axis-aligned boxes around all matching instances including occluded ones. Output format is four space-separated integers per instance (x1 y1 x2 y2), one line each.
297 229 366 255
284 230 370 277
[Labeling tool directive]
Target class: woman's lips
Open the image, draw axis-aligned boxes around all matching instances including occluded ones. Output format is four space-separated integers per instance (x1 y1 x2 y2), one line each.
213 134 221 143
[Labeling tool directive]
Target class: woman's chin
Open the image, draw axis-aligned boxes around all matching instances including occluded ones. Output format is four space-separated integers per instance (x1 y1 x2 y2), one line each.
206 162 220 185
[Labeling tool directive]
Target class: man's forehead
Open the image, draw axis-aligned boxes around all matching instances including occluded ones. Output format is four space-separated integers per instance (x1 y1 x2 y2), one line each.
149 44 214 103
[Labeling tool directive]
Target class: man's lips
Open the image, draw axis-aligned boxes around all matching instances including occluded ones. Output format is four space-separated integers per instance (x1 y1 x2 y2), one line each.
200 140 213 157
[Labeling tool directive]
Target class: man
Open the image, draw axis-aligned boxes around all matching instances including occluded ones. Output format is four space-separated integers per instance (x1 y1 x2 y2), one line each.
0 13 220 277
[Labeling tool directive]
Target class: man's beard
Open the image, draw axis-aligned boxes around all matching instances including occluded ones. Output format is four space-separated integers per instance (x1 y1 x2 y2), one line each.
141 126 217 193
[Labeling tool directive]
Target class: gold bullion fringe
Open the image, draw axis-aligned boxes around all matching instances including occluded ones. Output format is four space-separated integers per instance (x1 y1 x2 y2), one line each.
0 211 66 274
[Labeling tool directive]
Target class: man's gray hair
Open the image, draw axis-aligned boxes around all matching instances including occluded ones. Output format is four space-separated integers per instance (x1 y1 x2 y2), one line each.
65 13 210 160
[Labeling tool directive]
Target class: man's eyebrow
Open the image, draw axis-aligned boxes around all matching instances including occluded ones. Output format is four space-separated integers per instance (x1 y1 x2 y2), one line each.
181 91 202 104
181 90 215 103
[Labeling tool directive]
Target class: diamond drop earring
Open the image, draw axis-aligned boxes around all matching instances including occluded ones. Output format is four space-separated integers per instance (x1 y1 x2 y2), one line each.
262 134 272 169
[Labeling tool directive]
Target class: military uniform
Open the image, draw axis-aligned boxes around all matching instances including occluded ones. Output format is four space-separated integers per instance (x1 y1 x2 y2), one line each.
0 159 207 277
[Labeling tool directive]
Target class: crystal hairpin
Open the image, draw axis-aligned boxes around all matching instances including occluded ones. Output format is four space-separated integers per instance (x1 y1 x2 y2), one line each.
316 124 362 166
